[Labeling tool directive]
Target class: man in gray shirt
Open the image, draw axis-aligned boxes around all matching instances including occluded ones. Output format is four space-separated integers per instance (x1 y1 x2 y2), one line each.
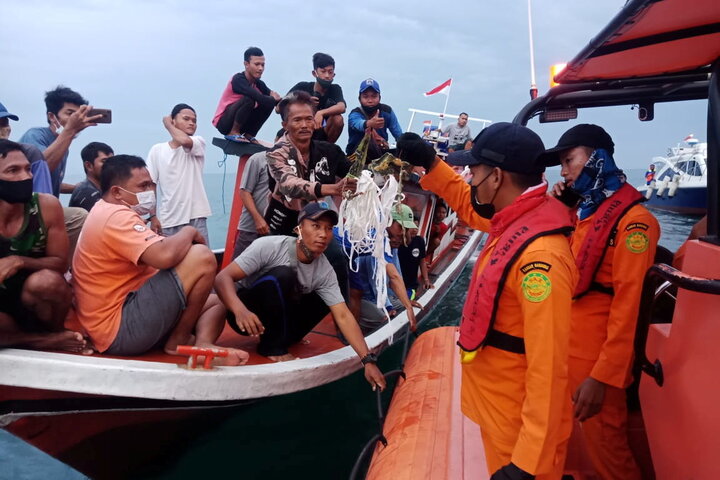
442 112 473 152
232 151 270 258
214 202 387 391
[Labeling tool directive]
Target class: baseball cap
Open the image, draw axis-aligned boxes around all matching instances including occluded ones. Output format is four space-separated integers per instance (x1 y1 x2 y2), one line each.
391 204 416 229
0 102 19 121
359 78 381 94
543 124 615 166
298 201 339 225
446 122 548 174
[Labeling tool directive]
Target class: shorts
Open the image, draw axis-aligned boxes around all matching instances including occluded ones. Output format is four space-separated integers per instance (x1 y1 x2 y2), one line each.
0 271 43 331
105 269 187 355
232 229 260 259
162 217 210 246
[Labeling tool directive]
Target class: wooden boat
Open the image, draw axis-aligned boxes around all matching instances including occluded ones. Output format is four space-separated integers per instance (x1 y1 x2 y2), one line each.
366 0 720 478
0 137 485 476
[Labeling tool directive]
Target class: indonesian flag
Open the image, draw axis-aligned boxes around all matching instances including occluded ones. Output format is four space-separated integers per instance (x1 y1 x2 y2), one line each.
684 134 694 141
424 78 452 96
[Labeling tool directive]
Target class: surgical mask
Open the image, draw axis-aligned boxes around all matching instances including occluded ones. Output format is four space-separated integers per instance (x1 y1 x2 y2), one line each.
316 77 333 89
120 187 156 216
0 178 33 204
51 114 64 136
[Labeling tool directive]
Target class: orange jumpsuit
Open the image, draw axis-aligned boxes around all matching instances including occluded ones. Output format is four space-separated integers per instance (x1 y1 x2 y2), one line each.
421 162 577 479
569 203 659 480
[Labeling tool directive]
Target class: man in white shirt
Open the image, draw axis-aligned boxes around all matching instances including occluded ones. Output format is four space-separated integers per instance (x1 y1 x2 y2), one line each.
146 104 212 244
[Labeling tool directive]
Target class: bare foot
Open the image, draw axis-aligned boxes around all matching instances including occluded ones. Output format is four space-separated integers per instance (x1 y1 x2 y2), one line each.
267 353 298 362
193 343 249 367
28 331 91 354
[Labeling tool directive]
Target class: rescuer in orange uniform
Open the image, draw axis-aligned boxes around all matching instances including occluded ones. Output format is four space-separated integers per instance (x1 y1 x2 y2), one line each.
546 124 660 480
398 123 578 480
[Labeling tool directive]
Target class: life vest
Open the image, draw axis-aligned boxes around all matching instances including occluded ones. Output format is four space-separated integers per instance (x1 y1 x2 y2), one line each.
458 192 574 353
573 183 644 298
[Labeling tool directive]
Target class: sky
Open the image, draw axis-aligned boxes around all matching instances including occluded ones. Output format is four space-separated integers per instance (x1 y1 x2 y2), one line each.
1 0 708 181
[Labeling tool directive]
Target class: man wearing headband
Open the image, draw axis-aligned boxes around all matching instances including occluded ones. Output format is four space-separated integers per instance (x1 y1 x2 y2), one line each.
546 124 659 480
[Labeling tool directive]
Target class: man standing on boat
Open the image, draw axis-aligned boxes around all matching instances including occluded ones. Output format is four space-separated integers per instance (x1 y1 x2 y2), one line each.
547 124 659 480
0 140 90 353
442 112 473 153
212 46 281 143
72 155 248 365
398 124 577 480
19 86 103 259
286 52 346 144
146 103 212 244
215 202 387 391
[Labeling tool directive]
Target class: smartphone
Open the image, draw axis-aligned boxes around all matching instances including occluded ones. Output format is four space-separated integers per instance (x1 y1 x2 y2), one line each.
557 185 583 207
88 108 112 124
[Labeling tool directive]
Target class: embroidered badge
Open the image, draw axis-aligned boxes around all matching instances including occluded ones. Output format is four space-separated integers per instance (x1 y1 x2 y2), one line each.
133 224 146 232
519 261 552 274
626 231 649 253
522 272 552 303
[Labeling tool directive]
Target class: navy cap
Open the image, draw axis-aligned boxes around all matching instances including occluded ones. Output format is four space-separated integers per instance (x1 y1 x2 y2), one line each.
446 122 548 174
359 78 381 94
298 201 339 225
543 124 615 166
0 102 19 121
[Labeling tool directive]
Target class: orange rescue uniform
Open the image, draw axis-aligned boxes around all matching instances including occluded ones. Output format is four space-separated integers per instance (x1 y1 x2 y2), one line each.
421 162 577 479
569 203 659 479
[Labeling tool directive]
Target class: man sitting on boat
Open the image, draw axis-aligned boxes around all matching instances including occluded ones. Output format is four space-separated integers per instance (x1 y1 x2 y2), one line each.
546 124 660 480
69 142 114 212
345 78 403 157
212 46 281 144
72 155 248 365
286 52 346 144
398 124 577 480
0 139 90 353
442 112 473 153
214 202 387 389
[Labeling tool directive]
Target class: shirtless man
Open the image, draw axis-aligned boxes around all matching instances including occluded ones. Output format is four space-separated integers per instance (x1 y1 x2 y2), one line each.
0 139 89 353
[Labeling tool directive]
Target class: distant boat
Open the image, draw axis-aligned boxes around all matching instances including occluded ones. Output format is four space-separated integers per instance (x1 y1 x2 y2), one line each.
637 135 707 215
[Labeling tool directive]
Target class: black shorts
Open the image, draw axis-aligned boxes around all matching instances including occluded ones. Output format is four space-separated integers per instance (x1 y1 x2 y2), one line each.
0 271 44 332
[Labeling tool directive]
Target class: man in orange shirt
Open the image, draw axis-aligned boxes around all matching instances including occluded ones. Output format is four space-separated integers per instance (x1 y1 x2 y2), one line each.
398 124 577 480
72 155 248 365
546 124 660 479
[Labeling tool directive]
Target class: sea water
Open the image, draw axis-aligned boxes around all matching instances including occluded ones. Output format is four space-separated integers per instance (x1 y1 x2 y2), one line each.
57 169 698 479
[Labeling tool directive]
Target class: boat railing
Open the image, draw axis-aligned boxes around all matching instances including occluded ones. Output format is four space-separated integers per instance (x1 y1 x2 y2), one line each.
634 263 720 387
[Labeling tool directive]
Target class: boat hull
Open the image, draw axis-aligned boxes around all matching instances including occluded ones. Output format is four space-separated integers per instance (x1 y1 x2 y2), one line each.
639 185 707 215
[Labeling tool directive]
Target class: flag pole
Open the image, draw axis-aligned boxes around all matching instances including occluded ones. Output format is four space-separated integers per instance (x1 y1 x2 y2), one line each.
440 79 451 130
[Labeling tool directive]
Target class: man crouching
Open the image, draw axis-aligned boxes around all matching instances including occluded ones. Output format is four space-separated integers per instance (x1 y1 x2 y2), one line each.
72 155 248 365
215 202 386 390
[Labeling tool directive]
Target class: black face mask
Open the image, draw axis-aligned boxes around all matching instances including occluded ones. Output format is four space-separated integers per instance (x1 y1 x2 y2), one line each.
470 185 496 219
316 77 333 89
469 170 501 219
361 104 380 117
0 178 33 204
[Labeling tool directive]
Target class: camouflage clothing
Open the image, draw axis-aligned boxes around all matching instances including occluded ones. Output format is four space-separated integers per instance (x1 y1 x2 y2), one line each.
0 193 47 259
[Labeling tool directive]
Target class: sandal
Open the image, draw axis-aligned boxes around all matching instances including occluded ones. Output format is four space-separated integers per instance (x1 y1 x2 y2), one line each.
243 134 260 144
224 134 250 143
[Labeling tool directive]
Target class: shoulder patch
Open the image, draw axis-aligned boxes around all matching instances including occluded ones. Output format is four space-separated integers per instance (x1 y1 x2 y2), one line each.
625 222 649 231
521 272 552 303
133 224 146 232
625 231 649 253
520 261 552 274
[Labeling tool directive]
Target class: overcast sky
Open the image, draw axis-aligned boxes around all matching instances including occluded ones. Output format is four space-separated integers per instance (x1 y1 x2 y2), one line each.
2 0 707 181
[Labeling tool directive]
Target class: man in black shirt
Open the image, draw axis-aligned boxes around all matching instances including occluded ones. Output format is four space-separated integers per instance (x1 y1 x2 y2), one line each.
212 47 281 143
70 142 113 211
286 53 346 144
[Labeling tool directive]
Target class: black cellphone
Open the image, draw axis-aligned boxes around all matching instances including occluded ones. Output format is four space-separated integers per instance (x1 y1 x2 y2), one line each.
88 108 112 124
557 185 583 207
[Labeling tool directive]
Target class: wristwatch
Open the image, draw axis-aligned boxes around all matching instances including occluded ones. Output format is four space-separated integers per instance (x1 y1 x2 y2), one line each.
360 353 378 366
